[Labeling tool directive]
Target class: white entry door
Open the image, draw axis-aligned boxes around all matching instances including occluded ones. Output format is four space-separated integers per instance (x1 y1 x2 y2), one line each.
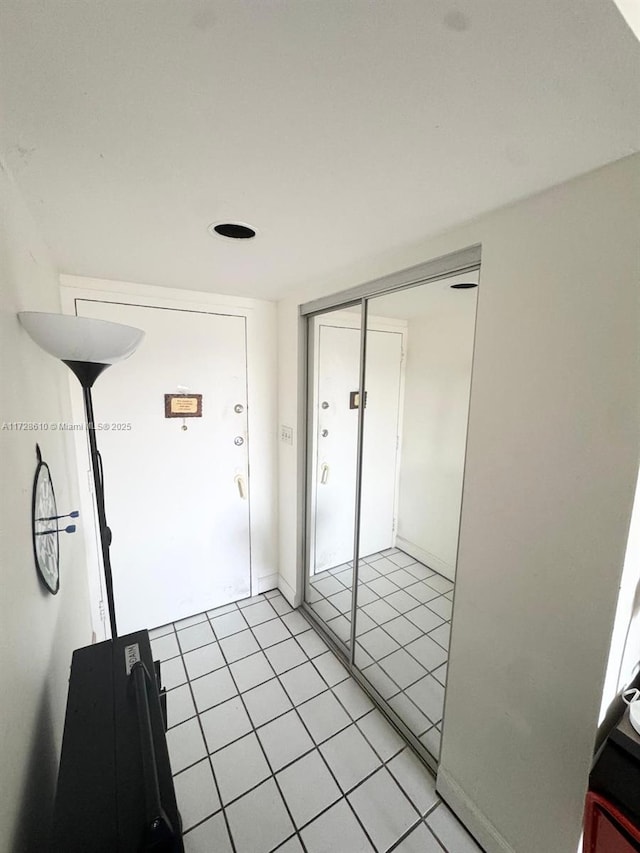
314 323 403 572
360 329 404 558
76 300 251 633
314 324 361 573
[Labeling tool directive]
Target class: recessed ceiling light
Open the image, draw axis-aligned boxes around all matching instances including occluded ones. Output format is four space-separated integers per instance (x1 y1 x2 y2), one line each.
208 222 256 240
450 282 478 289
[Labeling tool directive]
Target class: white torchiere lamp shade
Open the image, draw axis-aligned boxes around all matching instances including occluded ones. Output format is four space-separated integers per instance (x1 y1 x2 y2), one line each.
18 311 144 366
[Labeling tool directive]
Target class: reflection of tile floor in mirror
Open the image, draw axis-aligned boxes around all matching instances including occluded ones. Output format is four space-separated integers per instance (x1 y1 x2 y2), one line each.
307 548 453 760
151 590 481 853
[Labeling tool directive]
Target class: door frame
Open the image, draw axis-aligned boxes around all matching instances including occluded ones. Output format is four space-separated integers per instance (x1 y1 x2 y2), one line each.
60 275 277 641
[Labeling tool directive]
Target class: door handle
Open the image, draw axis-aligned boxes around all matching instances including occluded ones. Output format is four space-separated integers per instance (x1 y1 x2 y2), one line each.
320 464 329 485
234 475 247 499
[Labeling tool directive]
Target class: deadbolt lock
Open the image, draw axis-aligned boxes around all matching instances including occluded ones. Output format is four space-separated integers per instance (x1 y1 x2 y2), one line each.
321 401 329 409
321 429 329 437
234 404 244 414
234 436 245 446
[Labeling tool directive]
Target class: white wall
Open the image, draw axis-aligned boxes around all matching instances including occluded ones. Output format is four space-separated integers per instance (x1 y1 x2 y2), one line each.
0 158 92 851
599 470 640 721
277 154 640 853
60 276 279 635
396 299 476 579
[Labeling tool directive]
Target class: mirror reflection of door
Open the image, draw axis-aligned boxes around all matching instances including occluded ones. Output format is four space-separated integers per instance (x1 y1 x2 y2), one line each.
354 273 478 764
313 318 405 570
313 319 361 574
306 308 407 649
305 309 361 647
358 326 404 559
303 267 479 769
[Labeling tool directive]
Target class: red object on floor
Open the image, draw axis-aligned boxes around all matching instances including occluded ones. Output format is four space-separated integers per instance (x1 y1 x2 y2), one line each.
584 791 640 852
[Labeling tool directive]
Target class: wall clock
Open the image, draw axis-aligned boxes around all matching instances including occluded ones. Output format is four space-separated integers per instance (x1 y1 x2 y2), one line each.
31 443 60 594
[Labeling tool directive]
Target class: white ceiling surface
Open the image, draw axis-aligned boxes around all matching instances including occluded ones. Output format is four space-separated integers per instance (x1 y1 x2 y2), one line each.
0 2 638 301
340 270 480 320
371 270 480 320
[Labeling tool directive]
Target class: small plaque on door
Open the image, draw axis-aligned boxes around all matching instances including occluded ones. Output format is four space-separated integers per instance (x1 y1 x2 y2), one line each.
164 394 203 418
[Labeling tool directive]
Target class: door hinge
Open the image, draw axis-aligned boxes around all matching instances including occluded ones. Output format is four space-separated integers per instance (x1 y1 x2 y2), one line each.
98 600 106 623
87 468 94 496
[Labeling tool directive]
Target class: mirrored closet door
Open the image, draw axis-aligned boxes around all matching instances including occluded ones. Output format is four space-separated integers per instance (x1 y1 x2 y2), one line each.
303 254 479 768
305 305 363 652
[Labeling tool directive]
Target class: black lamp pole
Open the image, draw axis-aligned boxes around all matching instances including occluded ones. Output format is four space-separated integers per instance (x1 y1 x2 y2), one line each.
64 359 118 639
18 311 144 642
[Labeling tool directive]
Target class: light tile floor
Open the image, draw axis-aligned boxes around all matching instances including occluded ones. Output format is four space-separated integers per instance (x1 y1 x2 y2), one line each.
151 590 482 853
307 548 453 760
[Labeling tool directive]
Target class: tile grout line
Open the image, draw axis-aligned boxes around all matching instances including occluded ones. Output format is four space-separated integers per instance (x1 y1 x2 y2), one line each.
171 623 362 758
305 596 450 736
235 605 386 852
280 612 435 825
169 621 239 853
165 589 456 851
288 606 459 848
302 594 448 758
312 568 448 606
312 553 452 608
283 604 456 846
317 573 451 646
202 602 311 853
306 551 452 701
236 607 378 850
332 626 449 733
163 598 446 746
311 574 452 655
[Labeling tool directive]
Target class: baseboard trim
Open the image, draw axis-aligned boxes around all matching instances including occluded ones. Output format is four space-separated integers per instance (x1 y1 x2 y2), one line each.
277 575 298 607
395 536 455 582
257 573 279 595
436 767 514 853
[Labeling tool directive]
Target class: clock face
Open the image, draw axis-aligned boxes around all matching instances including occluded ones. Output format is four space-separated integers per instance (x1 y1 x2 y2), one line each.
31 446 60 594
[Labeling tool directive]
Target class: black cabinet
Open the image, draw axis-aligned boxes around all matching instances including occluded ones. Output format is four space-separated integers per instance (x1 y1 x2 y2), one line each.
51 631 183 852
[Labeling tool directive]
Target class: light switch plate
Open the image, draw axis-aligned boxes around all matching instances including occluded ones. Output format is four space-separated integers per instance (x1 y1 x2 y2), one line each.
280 425 294 445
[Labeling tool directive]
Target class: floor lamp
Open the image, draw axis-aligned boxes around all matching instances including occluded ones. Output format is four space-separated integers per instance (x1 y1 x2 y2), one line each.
19 311 145 639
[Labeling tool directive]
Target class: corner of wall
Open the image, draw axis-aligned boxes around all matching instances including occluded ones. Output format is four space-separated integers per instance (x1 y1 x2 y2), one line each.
0 161 92 852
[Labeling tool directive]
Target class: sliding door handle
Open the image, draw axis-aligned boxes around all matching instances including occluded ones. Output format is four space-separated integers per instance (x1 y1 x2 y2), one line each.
320 464 330 485
234 475 247 499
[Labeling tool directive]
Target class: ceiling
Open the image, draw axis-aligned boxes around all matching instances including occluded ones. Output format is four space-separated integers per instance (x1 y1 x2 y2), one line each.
340 270 479 320
1 1 638 301
370 271 479 321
